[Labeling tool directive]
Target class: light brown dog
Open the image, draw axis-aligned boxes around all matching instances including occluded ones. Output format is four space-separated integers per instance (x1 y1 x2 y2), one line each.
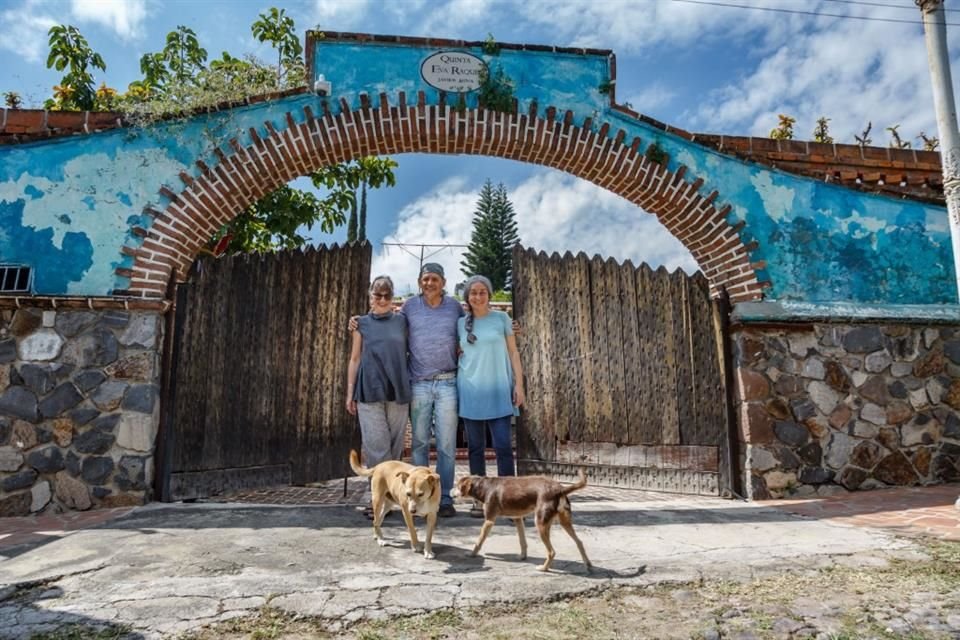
451 470 592 572
349 450 441 559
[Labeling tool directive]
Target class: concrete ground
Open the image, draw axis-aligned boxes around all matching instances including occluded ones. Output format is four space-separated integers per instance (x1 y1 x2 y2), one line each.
0 477 958 639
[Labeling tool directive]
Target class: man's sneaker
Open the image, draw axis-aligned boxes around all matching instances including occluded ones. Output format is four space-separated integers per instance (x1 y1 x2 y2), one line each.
438 504 457 518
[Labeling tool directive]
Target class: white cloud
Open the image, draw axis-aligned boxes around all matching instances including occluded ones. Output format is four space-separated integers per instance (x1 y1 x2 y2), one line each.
372 170 696 295
0 2 57 63
70 0 147 41
687 7 960 144
625 84 675 114
311 0 373 28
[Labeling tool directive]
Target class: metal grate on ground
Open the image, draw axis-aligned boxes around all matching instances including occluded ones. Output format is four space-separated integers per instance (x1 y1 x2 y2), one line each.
211 461 685 506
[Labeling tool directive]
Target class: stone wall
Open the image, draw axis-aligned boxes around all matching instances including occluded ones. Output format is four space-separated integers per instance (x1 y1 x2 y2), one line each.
735 323 960 499
0 307 162 516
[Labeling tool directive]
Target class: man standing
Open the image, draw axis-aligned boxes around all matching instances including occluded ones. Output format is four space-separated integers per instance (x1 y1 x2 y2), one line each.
401 263 463 517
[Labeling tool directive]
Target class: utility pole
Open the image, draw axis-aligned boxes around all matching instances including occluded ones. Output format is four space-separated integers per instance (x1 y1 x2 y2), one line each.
381 242 468 275
918 0 960 302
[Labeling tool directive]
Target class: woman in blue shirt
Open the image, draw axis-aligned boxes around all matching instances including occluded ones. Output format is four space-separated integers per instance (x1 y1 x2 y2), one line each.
457 274 525 504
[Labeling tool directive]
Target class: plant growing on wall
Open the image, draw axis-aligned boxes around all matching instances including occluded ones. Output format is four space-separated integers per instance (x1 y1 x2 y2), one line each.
478 64 515 113
812 117 833 144
251 7 304 86
44 25 107 111
918 132 940 151
3 92 22 109
769 114 795 140
645 141 666 165
854 122 873 147
887 124 911 149
482 33 500 56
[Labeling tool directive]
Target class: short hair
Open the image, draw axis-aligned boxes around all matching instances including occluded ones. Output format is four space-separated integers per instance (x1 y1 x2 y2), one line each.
369 274 394 295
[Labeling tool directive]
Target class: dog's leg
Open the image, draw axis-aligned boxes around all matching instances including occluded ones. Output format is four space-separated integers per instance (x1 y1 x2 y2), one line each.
535 516 557 572
373 496 388 547
470 520 495 557
513 518 527 561
423 512 437 559
558 510 592 573
400 507 422 553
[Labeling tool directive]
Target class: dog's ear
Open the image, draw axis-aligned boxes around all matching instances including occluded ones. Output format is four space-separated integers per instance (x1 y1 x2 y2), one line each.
428 473 439 486
395 471 410 483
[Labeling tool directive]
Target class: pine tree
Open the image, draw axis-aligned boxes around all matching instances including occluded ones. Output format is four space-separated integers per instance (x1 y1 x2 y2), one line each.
346 194 358 243
461 180 520 292
358 181 368 243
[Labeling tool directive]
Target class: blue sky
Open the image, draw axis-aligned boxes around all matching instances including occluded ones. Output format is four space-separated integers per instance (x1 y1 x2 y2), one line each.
2 0 958 294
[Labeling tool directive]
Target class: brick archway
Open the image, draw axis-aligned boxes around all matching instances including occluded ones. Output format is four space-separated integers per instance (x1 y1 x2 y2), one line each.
116 91 764 302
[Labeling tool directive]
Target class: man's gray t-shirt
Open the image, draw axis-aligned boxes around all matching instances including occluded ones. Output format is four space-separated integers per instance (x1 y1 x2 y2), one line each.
401 295 464 381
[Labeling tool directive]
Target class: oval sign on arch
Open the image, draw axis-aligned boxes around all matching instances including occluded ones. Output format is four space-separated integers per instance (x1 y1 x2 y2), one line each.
420 51 486 93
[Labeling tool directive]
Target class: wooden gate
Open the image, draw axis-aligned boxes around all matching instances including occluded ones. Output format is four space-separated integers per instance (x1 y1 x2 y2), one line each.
511 246 737 496
155 244 370 501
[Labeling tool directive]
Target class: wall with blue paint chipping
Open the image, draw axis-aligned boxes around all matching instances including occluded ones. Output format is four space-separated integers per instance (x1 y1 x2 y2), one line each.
0 40 953 307
0 95 318 296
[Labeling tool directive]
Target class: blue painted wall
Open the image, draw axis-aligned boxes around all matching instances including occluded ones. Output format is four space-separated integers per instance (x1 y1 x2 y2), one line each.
0 38 953 308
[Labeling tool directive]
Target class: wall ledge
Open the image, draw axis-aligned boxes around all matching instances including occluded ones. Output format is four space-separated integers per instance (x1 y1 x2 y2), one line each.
732 301 960 325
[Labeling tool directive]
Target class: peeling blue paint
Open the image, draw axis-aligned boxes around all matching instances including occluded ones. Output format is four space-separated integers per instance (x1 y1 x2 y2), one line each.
0 39 953 313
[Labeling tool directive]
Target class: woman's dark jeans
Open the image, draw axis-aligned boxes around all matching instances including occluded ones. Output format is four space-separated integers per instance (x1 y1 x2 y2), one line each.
463 415 515 477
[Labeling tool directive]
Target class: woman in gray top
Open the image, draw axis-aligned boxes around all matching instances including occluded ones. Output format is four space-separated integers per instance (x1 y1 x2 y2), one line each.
346 275 411 517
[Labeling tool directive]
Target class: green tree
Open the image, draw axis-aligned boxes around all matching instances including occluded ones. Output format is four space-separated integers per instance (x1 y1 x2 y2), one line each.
213 156 397 254
163 26 208 85
44 25 107 110
358 181 368 242
346 196 358 244
461 180 520 292
251 7 303 85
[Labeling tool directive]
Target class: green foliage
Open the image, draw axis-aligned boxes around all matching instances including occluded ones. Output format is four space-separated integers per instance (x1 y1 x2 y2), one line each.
769 114 795 140
163 26 208 85
887 124 911 149
358 181 368 242
213 156 397 254
3 91 22 109
346 195 358 244
461 180 520 292
251 7 303 85
812 117 833 144
482 33 500 56
645 141 666 165
854 121 873 147
491 289 512 302
478 64 515 113
38 9 394 256
44 24 107 110
918 132 940 151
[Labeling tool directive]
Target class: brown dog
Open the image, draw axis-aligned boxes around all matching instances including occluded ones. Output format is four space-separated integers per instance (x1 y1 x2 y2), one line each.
451 470 592 572
349 450 441 559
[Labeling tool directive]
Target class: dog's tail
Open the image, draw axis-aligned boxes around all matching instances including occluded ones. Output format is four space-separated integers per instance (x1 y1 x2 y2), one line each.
349 449 374 477
561 468 588 496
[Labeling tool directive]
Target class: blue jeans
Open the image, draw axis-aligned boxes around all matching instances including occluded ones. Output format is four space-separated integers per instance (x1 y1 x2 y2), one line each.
463 415 515 478
410 377 458 506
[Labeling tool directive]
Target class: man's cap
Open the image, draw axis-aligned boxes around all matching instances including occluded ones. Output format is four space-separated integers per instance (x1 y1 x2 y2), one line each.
420 262 445 278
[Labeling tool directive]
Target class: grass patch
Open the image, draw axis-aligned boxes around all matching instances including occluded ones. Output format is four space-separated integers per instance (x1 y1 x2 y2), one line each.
30 625 131 640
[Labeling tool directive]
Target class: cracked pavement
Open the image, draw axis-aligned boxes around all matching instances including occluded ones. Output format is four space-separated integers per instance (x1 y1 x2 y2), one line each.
0 495 915 639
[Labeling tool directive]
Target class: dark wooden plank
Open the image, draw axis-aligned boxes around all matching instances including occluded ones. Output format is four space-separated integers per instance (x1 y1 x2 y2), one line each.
588 254 613 444
570 252 594 444
618 260 641 445
671 268 695 445
603 256 627 443
632 263 658 444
